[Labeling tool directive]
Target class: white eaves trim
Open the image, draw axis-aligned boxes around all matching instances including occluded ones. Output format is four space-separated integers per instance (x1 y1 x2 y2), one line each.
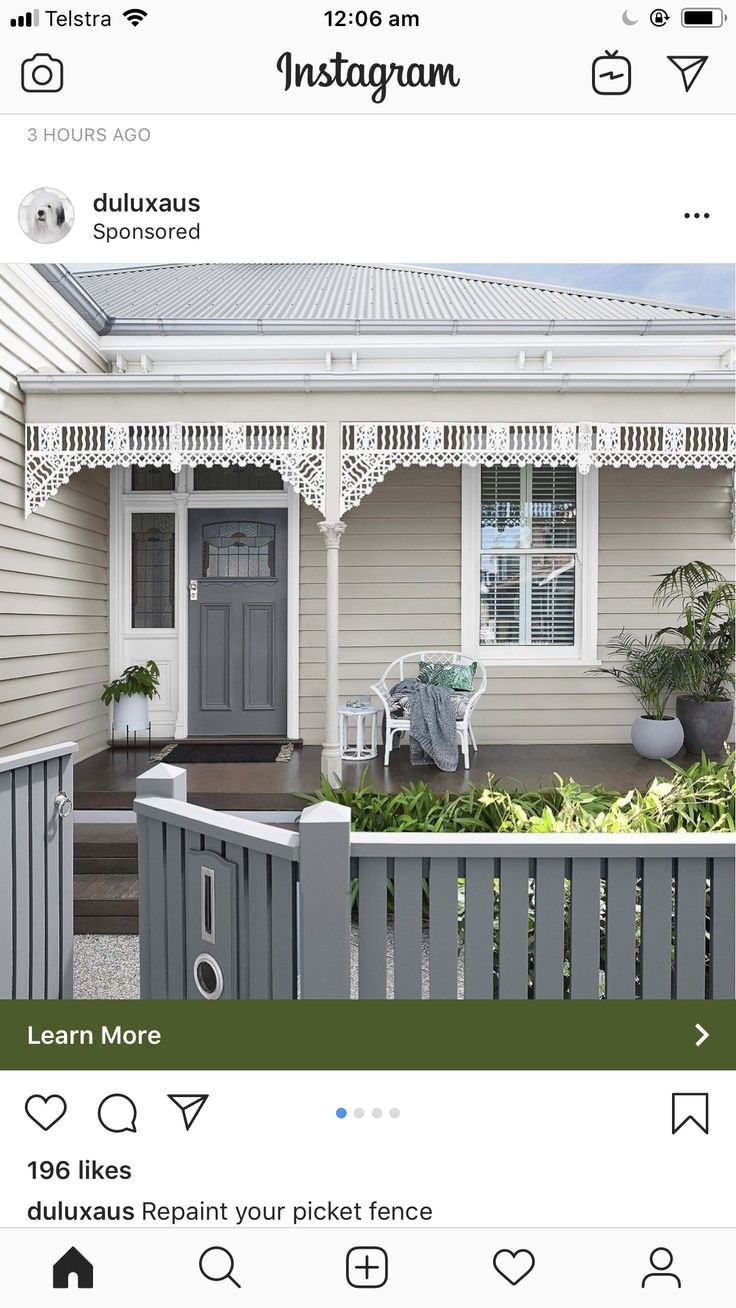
18 370 734 395
10 263 107 351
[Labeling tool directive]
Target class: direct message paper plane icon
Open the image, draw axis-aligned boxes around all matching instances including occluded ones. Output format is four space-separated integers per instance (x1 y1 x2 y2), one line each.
168 1094 209 1131
667 55 708 92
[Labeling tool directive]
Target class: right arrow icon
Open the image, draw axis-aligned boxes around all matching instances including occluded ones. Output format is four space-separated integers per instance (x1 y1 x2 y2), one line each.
695 1023 709 1047
668 55 709 91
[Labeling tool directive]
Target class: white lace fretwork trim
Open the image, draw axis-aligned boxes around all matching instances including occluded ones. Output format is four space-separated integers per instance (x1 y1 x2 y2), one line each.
340 422 735 512
25 423 326 515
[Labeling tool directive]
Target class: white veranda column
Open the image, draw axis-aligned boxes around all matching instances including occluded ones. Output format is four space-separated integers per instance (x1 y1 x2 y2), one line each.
319 520 346 780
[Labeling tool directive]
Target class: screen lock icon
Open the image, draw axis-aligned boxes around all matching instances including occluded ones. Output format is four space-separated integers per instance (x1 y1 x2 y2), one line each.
650 7 671 24
592 50 632 94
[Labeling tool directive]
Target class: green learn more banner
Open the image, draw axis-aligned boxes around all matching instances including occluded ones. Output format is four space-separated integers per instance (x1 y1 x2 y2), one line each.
1 1001 734 1070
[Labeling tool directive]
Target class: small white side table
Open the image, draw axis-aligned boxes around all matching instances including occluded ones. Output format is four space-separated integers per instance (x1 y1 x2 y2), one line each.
338 704 378 760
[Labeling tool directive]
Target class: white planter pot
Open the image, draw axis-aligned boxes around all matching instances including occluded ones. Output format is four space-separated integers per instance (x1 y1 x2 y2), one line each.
631 714 684 760
112 692 150 732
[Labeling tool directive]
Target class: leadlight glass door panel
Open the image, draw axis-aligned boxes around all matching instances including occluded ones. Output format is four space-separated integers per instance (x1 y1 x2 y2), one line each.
131 512 175 628
187 508 288 736
202 521 276 579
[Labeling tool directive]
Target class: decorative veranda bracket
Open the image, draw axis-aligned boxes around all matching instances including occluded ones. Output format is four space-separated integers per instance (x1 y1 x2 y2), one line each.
340 422 736 513
25 422 327 515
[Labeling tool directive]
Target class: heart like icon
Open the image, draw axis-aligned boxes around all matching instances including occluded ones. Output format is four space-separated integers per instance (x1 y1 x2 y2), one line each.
493 1248 536 1286
25 1094 67 1131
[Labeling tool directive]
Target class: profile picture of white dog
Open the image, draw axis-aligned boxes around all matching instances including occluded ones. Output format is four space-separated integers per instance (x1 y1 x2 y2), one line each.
18 187 74 244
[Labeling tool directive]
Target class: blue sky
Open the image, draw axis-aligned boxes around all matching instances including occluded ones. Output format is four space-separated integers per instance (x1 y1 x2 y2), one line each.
439 265 735 311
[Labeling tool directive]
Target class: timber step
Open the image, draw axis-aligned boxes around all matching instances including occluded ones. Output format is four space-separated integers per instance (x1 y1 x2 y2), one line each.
74 825 139 935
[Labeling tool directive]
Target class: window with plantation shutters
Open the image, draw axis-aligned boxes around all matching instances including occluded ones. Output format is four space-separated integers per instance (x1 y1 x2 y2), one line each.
479 465 578 649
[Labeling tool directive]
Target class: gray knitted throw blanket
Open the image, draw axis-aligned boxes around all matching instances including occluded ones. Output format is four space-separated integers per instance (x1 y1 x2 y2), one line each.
389 677 459 771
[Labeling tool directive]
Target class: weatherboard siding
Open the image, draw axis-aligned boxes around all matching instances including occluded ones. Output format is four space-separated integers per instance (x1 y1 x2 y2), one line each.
0 266 109 761
299 463 734 746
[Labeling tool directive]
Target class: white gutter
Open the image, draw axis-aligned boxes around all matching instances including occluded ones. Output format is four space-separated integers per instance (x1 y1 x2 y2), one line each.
19 371 734 395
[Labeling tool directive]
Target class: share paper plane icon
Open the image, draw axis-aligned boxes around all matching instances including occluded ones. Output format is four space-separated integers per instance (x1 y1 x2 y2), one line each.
168 1094 209 1130
667 54 708 91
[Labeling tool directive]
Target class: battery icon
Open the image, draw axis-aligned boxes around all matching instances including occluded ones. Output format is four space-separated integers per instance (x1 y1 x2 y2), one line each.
682 7 725 22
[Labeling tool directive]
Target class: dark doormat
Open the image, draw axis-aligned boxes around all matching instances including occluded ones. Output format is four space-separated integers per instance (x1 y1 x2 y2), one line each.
157 742 292 764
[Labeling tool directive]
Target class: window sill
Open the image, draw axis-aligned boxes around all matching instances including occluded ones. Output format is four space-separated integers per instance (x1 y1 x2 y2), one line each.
476 657 602 669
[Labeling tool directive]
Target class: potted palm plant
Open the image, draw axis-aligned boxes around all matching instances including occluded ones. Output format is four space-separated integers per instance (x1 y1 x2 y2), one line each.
594 632 683 759
653 561 735 757
101 661 161 732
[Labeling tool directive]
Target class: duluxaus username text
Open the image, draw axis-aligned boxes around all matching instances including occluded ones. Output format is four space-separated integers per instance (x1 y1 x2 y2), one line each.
92 194 200 242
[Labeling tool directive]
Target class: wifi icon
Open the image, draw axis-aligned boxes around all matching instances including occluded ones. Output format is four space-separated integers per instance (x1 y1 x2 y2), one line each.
123 7 147 25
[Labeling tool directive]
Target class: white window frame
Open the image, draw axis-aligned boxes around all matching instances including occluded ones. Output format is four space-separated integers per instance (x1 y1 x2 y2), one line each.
461 463 599 666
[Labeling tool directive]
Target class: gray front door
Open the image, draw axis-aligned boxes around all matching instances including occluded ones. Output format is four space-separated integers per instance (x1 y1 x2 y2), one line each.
188 508 288 736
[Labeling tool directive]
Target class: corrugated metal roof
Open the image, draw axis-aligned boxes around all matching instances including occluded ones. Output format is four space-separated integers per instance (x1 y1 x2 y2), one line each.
65 263 731 328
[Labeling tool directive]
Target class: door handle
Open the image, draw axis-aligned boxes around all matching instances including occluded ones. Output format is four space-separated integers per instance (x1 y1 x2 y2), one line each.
53 791 73 819
189 579 198 601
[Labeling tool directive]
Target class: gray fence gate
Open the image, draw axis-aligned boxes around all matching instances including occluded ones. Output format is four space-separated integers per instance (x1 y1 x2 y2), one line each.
135 765 736 1002
0 741 76 999
136 764 300 1000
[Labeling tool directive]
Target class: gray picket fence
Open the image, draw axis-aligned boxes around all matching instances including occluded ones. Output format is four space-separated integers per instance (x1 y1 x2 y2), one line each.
0 741 76 999
135 764 735 1002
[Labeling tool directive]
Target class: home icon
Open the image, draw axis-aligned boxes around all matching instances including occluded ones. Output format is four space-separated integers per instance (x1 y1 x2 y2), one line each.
52 1246 94 1289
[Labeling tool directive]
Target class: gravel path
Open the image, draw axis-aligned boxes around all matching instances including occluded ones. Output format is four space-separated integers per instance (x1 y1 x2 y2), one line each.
74 935 140 999
73 927 465 1000
350 924 464 998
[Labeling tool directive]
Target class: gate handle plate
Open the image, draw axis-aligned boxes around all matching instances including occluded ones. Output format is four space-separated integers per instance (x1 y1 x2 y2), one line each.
54 791 72 819
189 579 198 601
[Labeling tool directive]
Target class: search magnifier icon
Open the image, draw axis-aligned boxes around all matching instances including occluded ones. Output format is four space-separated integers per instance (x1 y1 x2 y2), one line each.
199 1247 241 1289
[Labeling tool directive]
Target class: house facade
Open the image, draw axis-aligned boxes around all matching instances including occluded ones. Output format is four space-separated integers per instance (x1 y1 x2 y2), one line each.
1 262 734 776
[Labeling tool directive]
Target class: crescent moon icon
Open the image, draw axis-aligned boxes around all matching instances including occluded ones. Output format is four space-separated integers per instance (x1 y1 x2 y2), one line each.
622 9 639 21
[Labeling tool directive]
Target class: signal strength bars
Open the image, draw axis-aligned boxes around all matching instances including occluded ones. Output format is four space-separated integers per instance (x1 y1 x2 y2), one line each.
10 8 40 24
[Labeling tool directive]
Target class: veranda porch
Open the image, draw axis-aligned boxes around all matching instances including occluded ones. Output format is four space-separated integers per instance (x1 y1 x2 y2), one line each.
23 417 736 781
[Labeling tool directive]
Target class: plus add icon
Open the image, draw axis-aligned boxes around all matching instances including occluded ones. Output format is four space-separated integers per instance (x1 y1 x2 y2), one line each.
346 1246 389 1289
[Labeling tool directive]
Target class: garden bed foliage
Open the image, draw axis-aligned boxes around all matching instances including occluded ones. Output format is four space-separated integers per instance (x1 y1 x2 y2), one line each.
301 751 734 834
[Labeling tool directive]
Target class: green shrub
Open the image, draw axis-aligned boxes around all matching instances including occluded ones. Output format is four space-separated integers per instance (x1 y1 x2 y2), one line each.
101 660 161 705
298 751 734 834
653 560 735 703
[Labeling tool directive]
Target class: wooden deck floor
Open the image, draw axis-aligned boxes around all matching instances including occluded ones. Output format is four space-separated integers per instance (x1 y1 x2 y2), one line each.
74 741 693 812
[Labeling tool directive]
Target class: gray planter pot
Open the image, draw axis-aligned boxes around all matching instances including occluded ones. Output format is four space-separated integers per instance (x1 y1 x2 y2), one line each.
676 696 734 757
630 715 684 760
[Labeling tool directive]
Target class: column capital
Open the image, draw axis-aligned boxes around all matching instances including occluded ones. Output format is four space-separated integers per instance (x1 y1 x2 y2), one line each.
318 520 347 549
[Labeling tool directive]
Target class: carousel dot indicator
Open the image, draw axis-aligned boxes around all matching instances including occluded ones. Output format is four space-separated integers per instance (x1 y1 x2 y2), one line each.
336 1107 347 1119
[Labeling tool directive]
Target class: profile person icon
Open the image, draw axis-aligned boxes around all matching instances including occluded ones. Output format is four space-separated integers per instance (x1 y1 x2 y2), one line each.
642 1247 682 1289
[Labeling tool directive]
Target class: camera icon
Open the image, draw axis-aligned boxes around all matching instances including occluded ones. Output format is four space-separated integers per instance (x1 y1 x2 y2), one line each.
21 53 64 92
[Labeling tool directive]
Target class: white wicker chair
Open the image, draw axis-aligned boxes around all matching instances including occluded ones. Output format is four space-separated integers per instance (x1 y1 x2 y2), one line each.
371 650 487 769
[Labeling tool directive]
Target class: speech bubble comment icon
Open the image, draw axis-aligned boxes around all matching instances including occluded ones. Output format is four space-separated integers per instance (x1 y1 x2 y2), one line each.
98 1093 137 1133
